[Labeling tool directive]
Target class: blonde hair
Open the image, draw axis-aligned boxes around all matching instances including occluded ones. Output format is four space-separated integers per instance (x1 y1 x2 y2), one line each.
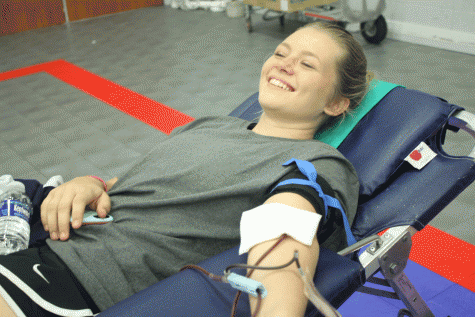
255 21 375 129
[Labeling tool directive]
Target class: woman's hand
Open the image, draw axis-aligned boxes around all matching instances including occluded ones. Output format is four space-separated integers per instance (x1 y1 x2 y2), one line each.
40 176 112 241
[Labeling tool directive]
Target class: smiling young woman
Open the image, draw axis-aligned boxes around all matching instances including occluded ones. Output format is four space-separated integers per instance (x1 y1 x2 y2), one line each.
252 21 373 141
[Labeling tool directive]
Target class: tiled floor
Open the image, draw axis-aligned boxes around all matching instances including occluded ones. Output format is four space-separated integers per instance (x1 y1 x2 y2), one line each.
1 5 474 316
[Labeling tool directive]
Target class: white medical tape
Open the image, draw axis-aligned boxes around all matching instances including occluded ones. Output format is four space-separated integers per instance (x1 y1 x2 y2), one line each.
239 203 322 255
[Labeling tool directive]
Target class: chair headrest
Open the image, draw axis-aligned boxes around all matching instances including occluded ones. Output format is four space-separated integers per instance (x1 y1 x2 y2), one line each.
314 80 402 148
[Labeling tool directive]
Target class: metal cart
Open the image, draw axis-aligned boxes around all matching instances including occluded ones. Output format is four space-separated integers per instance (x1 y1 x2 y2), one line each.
243 0 388 44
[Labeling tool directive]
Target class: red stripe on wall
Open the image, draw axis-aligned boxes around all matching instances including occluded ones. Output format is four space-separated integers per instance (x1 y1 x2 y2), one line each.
0 1 66 36
65 0 162 22
1 61 474 292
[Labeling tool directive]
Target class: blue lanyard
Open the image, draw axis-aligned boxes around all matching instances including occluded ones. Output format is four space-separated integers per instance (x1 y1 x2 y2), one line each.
270 158 357 247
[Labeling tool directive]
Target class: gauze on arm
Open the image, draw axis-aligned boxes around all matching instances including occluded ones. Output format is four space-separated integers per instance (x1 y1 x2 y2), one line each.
239 203 322 255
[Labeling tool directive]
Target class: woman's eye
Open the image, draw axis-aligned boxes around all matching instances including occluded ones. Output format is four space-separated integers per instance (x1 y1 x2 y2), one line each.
274 53 314 69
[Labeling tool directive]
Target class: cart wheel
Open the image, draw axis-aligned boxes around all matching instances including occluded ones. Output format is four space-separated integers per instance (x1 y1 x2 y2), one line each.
360 15 387 44
397 309 413 317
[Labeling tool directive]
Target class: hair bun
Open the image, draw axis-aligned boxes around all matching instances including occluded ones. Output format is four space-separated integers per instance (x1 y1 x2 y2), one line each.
366 71 375 84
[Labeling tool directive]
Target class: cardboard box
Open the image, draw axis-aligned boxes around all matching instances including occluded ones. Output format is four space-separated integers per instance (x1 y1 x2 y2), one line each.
242 0 336 13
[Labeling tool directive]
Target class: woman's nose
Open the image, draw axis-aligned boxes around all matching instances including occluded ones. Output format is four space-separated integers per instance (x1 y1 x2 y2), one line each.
280 65 294 75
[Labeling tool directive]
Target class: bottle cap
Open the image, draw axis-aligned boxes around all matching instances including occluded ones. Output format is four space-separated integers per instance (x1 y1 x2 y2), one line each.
6 181 26 194
0 175 14 188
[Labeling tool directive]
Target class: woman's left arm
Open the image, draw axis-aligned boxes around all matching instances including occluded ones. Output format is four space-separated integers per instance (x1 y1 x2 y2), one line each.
247 192 320 317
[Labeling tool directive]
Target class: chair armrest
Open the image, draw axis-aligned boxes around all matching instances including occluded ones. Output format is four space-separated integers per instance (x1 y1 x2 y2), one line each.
357 225 417 279
337 235 383 257
337 226 417 278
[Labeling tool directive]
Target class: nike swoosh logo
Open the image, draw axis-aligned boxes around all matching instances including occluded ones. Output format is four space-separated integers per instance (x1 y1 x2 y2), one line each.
33 264 50 284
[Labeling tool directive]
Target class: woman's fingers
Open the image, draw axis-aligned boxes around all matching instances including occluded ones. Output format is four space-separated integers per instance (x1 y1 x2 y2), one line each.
57 201 74 240
46 202 59 240
70 194 91 229
40 177 108 241
95 192 112 218
41 186 63 233
47 191 74 240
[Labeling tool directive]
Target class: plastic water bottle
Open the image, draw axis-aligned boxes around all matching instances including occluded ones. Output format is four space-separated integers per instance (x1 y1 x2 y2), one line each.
0 180 32 255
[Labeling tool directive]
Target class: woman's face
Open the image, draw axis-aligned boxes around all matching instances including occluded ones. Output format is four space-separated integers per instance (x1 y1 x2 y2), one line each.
258 28 346 125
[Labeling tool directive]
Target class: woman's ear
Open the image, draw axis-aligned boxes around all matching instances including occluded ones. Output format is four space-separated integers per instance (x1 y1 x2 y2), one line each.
323 97 350 117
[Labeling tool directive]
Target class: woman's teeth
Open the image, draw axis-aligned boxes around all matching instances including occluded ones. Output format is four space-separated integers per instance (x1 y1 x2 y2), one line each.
269 78 293 92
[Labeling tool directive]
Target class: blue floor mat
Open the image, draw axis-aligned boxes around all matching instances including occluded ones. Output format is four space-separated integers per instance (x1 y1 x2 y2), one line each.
339 260 475 317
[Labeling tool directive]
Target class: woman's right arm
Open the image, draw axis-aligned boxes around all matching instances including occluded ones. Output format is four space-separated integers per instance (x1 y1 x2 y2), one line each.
40 176 117 241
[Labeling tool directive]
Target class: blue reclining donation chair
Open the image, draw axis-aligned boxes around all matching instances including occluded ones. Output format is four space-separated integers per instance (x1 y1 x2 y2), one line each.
25 82 475 317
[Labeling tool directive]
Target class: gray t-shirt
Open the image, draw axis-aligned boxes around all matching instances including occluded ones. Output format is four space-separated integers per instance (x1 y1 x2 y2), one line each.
46 116 359 311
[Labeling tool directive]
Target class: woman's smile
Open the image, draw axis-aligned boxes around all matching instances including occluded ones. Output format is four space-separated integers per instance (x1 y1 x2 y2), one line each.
267 78 295 92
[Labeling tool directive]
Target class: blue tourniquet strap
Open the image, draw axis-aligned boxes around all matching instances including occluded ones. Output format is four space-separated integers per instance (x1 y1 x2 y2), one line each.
270 158 358 246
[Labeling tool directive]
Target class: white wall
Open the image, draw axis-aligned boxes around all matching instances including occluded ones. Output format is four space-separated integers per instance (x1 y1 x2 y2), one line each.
168 0 474 54
348 0 475 55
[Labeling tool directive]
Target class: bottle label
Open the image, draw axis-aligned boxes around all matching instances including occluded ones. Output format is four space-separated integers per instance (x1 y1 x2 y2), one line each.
0 200 30 222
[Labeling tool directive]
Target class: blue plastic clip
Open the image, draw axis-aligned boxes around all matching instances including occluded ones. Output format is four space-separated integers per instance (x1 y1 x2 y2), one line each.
226 273 267 298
